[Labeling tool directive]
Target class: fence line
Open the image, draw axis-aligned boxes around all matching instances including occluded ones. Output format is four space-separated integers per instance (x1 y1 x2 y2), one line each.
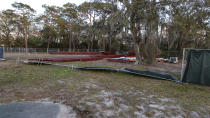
3 47 104 53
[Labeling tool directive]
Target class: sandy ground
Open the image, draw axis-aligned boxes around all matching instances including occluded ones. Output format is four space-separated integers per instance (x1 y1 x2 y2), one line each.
1 54 209 118
74 81 185 118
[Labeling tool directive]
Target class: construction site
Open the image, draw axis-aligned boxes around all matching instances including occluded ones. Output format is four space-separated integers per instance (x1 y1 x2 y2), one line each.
0 0 209 118
0 47 210 118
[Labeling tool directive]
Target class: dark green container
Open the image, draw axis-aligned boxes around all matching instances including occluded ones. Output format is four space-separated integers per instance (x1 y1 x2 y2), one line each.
182 49 210 86
0 47 3 58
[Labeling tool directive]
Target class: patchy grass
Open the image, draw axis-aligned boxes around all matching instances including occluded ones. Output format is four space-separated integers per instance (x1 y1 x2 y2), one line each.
0 61 210 117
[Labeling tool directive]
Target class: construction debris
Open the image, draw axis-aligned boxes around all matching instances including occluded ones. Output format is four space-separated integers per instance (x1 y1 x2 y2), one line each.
24 61 179 82
156 57 178 64
107 57 136 63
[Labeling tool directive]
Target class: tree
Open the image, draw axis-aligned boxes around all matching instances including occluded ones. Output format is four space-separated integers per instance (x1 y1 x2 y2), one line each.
79 1 118 51
62 3 78 50
167 0 210 53
12 2 36 52
0 0 209 60
41 5 60 49
0 9 17 47
118 0 162 64
79 2 96 50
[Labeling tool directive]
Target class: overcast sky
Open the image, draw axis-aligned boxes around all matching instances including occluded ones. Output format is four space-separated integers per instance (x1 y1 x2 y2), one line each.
0 0 88 14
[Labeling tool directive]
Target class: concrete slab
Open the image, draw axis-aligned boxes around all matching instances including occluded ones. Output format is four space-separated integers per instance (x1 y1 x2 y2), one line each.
0 102 74 118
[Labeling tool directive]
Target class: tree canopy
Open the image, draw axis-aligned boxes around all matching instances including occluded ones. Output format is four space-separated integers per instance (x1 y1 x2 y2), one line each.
0 0 209 64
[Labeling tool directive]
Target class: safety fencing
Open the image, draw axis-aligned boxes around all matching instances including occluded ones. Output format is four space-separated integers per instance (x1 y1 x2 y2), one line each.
3 47 104 53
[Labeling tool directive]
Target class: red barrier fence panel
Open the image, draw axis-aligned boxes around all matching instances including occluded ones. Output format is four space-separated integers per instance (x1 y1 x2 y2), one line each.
50 52 101 55
28 52 127 62
28 56 104 62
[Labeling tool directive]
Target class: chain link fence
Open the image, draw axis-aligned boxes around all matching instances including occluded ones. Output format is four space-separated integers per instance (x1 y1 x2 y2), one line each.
3 47 104 60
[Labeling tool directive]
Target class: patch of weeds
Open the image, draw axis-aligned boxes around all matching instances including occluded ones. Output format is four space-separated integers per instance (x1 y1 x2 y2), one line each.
144 111 156 117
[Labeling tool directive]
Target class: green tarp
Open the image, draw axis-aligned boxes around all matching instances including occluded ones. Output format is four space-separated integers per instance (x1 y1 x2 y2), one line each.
182 50 210 86
25 61 178 82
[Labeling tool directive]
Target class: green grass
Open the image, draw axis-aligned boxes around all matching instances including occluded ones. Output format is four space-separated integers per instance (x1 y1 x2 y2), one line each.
0 61 210 117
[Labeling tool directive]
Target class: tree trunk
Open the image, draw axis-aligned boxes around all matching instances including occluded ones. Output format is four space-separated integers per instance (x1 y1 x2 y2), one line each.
72 38 75 51
69 31 72 51
47 36 51 53
134 41 141 64
131 22 142 64
103 38 106 51
87 44 90 52
91 33 95 50
24 28 28 53
47 36 51 49
91 40 94 50
109 36 112 52
130 10 142 64
5 33 10 47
